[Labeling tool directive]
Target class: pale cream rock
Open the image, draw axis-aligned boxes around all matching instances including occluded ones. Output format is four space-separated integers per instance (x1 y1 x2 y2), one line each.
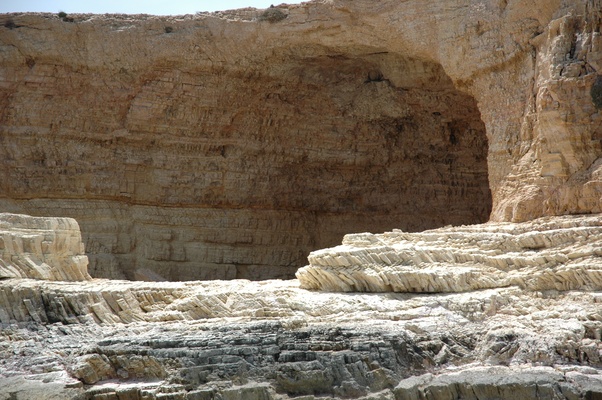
1 215 602 398
297 214 602 293
0 213 90 281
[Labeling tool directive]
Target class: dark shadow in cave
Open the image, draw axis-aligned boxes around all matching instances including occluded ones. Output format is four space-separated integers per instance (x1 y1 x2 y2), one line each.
233 51 492 279
0 49 491 282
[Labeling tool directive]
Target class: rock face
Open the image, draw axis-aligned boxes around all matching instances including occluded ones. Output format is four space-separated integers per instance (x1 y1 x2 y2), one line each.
11 0 588 280
297 214 602 293
0 6 494 281
1 213 602 399
2 0 602 396
2 0 600 280
0 213 90 281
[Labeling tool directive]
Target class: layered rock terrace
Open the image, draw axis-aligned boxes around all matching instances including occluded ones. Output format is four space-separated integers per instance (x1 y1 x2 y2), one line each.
298 214 602 293
0 213 90 281
1 213 602 399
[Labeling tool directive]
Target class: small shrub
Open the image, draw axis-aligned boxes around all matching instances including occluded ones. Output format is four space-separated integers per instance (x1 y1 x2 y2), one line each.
592 75 602 109
258 7 287 23
164 26 173 33
58 11 74 22
4 19 16 29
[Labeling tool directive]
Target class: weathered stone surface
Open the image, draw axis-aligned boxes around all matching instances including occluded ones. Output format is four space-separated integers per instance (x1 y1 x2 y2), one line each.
5 0 567 280
3 274 602 399
297 214 602 293
2 0 602 397
3 0 601 280
393 365 602 400
0 213 90 281
0 215 602 398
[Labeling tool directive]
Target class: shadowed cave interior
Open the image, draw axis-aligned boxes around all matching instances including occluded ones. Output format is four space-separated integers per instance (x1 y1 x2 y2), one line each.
0 49 491 281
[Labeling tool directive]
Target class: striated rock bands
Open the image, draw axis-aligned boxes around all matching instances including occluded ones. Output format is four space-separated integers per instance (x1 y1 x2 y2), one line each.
0 213 90 281
0 213 602 398
0 2 506 280
0 0 601 284
3 275 602 398
297 214 602 293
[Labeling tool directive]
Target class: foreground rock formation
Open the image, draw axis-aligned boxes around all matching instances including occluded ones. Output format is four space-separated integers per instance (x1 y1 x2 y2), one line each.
5 0 601 280
1 213 602 399
297 214 602 293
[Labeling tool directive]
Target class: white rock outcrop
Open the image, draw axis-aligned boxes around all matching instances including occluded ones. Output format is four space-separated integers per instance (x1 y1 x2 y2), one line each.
1 213 602 398
0 213 90 281
297 215 602 293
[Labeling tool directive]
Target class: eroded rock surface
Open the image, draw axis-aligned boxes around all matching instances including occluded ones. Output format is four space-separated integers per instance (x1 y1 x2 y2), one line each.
0 4 494 280
297 214 602 293
5 0 600 279
1 214 602 399
0 213 90 281
3 277 602 399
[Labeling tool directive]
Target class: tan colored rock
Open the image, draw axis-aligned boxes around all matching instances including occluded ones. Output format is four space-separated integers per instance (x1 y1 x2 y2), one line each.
297 214 602 293
0 213 90 281
1 2 601 283
3 0 600 279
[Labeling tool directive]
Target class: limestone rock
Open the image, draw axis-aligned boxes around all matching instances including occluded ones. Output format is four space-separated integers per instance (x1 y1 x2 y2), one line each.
2 227 602 399
0 213 90 281
0 0 569 280
2 276 602 399
393 365 602 400
297 214 602 293
2 0 600 280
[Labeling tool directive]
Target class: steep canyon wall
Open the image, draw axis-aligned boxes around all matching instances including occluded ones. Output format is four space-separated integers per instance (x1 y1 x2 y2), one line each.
0 0 601 280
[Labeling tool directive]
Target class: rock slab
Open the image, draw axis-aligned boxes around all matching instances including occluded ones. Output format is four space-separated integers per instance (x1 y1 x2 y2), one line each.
297 215 602 293
0 213 90 281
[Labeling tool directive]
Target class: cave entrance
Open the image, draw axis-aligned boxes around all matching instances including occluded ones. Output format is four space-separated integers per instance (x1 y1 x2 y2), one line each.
124 51 492 281
250 51 492 278
2 50 491 282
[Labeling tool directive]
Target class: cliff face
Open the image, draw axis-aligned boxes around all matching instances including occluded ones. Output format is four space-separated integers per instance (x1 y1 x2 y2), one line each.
0 1 600 281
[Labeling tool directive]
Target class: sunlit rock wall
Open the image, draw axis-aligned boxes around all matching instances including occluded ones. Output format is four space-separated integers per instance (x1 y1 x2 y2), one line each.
1 0 601 280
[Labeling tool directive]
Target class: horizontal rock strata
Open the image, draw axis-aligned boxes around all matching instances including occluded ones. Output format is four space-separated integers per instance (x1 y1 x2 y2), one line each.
7 0 602 279
2 0 601 280
0 5 493 280
0 213 602 398
0 213 90 281
2 277 602 399
297 214 602 293
394 365 602 400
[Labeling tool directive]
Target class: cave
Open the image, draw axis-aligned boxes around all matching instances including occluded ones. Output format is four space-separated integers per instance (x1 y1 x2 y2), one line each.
0 47 490 282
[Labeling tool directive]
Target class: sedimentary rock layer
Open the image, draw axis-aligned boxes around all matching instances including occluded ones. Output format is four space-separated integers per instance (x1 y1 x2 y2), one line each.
2 277 602 398
0 5 495 280
297 214 602 293
0 213 90 281
1 213 602 398
4 0 586 279
2 0 602 280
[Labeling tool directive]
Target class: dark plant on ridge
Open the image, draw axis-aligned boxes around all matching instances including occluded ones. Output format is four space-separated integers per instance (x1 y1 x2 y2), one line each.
258 7 287 23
